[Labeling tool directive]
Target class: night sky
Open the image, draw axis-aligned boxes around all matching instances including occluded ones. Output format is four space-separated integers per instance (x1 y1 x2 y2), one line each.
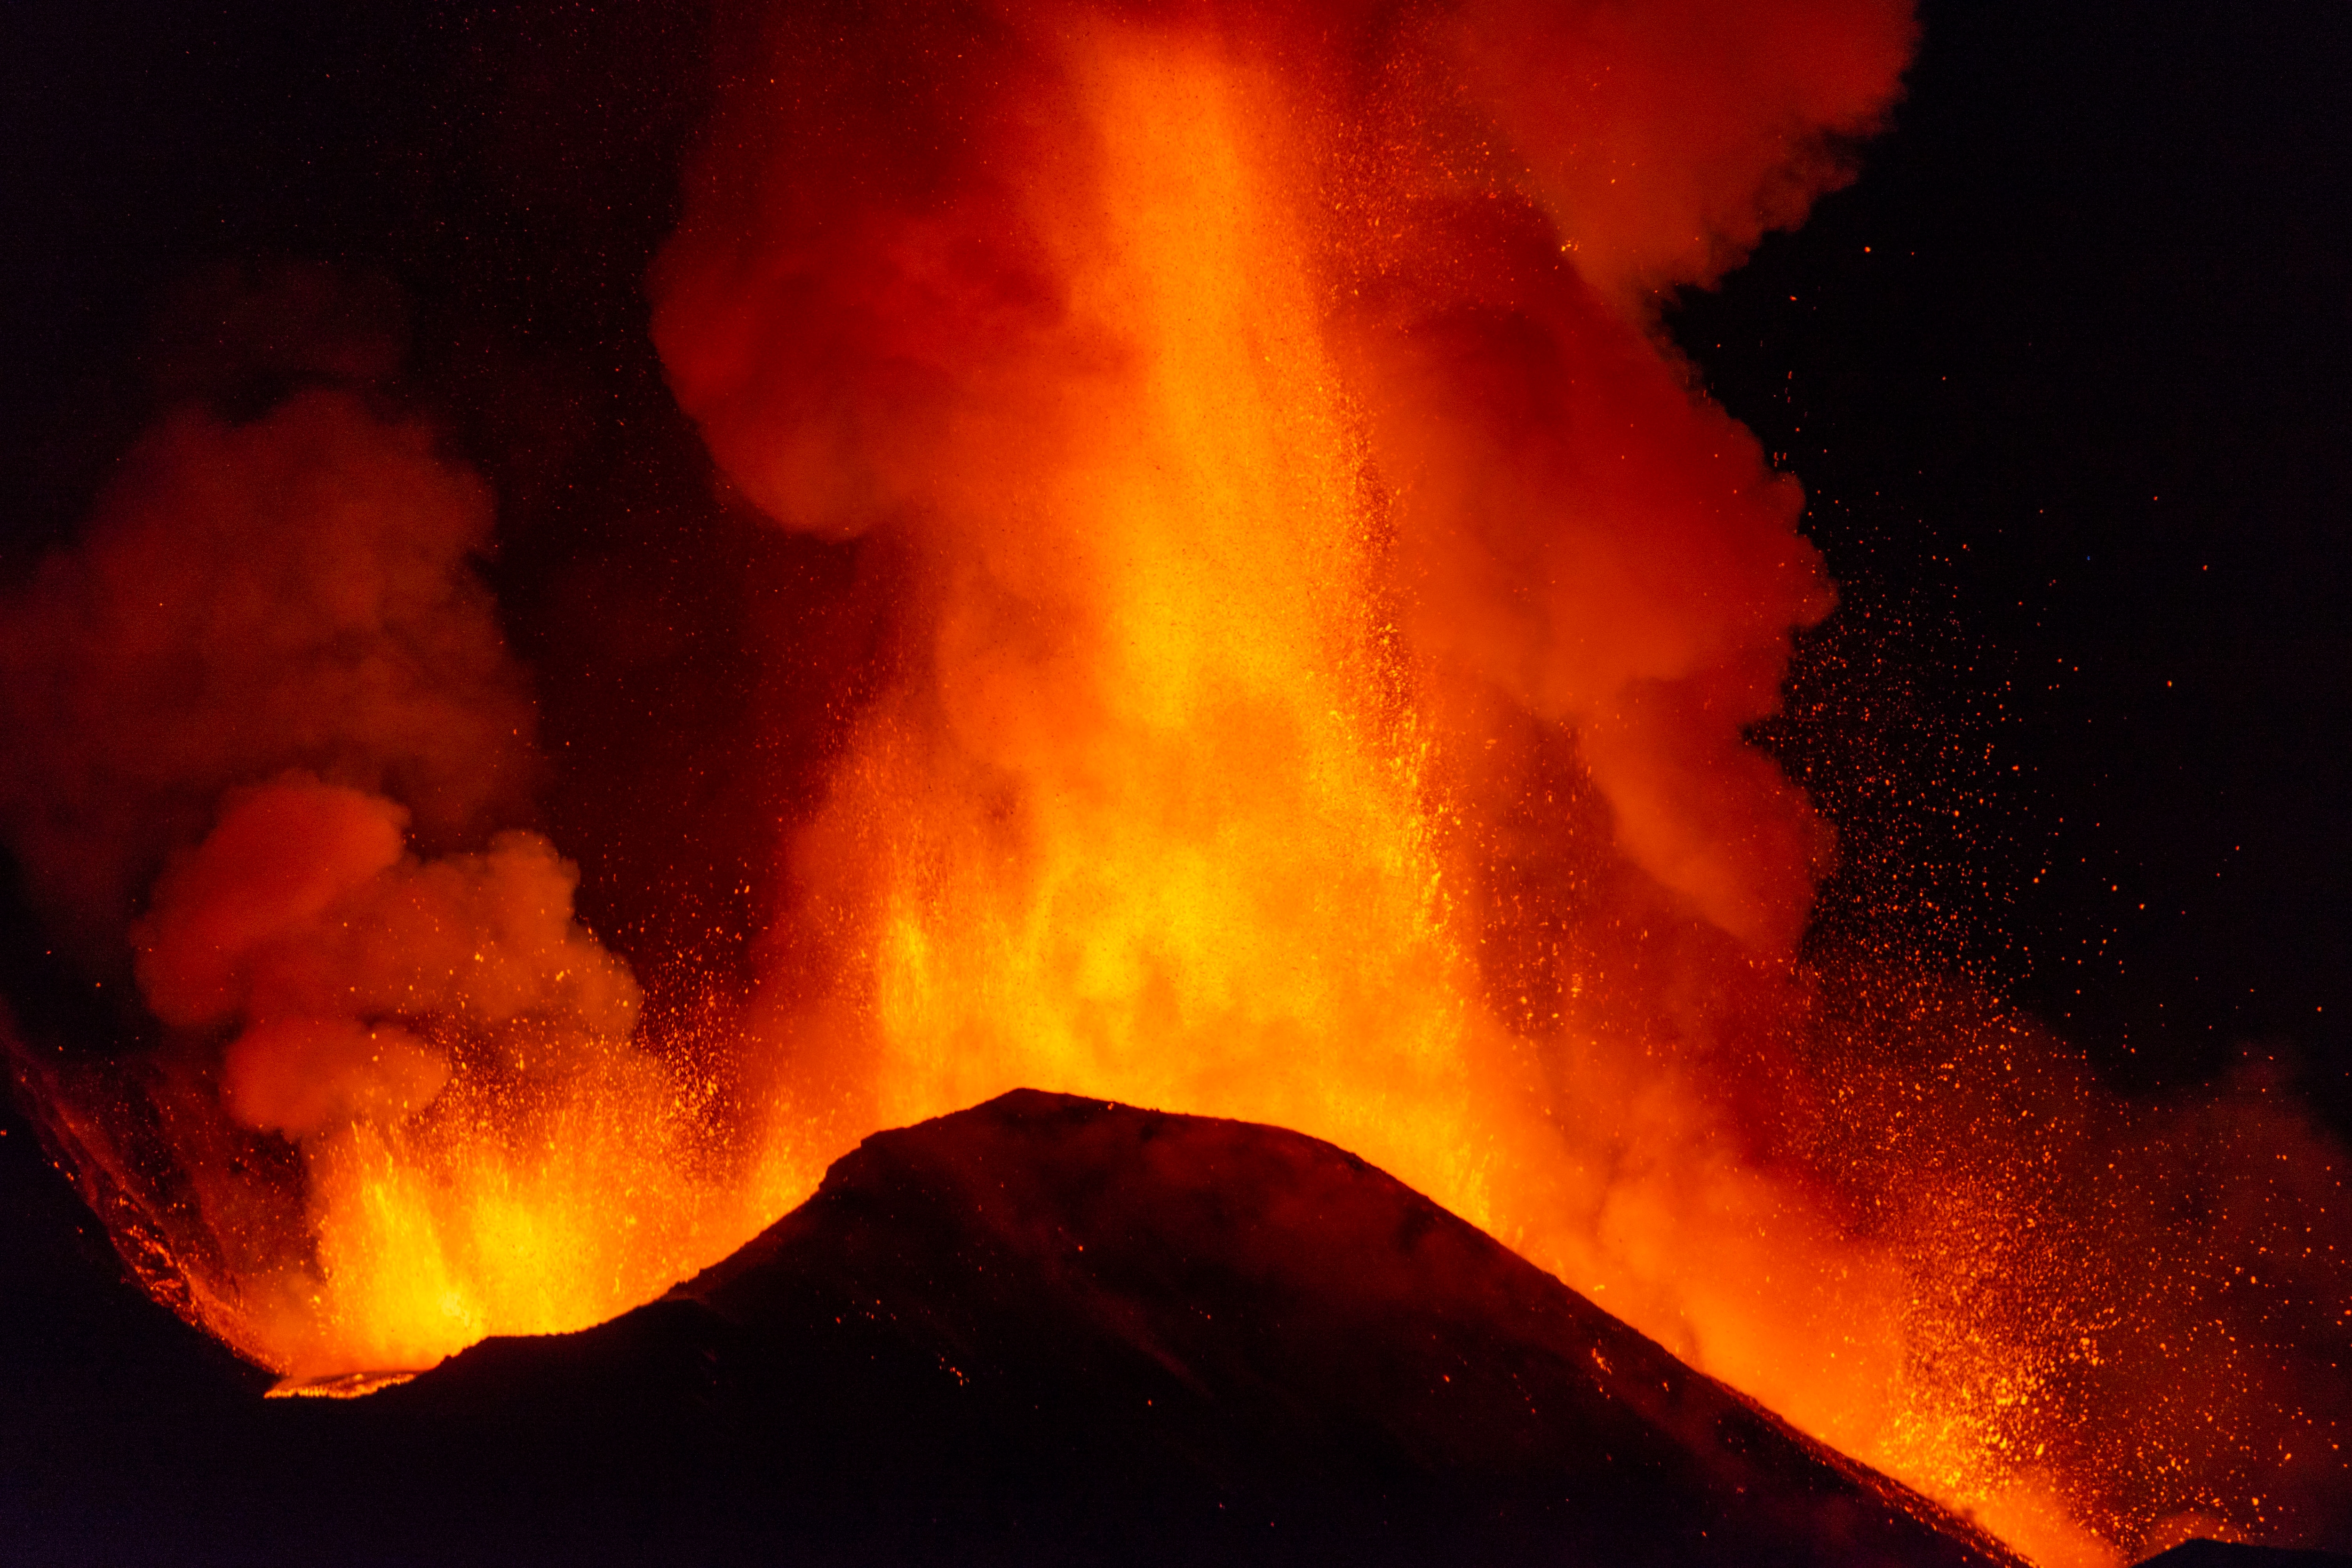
1691 2 2352 1130
3 0 2350 1544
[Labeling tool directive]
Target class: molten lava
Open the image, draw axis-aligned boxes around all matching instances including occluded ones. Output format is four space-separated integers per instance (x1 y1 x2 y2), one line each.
2 3 2345 1565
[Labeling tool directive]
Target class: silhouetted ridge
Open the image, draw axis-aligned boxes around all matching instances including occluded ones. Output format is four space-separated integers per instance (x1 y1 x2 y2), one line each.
362 1089 2018 1566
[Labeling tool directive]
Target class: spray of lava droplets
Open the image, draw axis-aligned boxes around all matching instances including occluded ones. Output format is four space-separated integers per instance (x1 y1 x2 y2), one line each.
3 2 2347 1561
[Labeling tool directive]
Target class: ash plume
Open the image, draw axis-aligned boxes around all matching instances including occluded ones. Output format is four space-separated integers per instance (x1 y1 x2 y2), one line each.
0 372 796 1378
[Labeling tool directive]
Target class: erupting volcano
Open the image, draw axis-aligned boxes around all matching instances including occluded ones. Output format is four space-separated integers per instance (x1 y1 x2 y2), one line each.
3 3 2347 1565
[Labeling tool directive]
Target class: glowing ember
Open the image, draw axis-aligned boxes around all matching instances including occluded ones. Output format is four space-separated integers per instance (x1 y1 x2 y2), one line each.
1 3 2344 1565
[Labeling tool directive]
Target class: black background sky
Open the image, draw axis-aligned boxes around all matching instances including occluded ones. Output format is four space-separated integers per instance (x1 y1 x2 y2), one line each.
3 0 2350 1491
1698 1 2352 1132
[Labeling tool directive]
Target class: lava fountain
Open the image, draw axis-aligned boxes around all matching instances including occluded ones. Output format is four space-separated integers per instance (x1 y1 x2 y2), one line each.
3 2 2344 1564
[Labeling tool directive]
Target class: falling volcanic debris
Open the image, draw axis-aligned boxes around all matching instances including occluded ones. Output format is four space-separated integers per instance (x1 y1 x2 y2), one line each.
1 3 2346 1565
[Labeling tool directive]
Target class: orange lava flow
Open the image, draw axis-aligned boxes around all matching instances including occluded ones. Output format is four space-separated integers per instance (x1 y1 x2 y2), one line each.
5 4 2346 1565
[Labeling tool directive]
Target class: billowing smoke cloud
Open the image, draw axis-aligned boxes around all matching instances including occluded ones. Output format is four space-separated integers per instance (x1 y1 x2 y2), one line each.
1 382 803 1379
3 2 2345 1561
1453 0 1917 299
133 775 638 1138
0 390 535 954
646 0 1883 1287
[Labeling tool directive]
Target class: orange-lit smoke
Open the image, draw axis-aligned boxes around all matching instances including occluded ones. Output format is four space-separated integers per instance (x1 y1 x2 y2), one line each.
0 391 811 1378
3 2 2346 1562
653 0 1898 1468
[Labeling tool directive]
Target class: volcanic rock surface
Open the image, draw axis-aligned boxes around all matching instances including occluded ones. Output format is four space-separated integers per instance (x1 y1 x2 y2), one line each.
12 1090 2037 1565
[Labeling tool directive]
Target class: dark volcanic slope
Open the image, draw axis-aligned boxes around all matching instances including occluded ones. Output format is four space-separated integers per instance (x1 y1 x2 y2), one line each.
12 1090 2024 1566
389 1091 2018 1566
